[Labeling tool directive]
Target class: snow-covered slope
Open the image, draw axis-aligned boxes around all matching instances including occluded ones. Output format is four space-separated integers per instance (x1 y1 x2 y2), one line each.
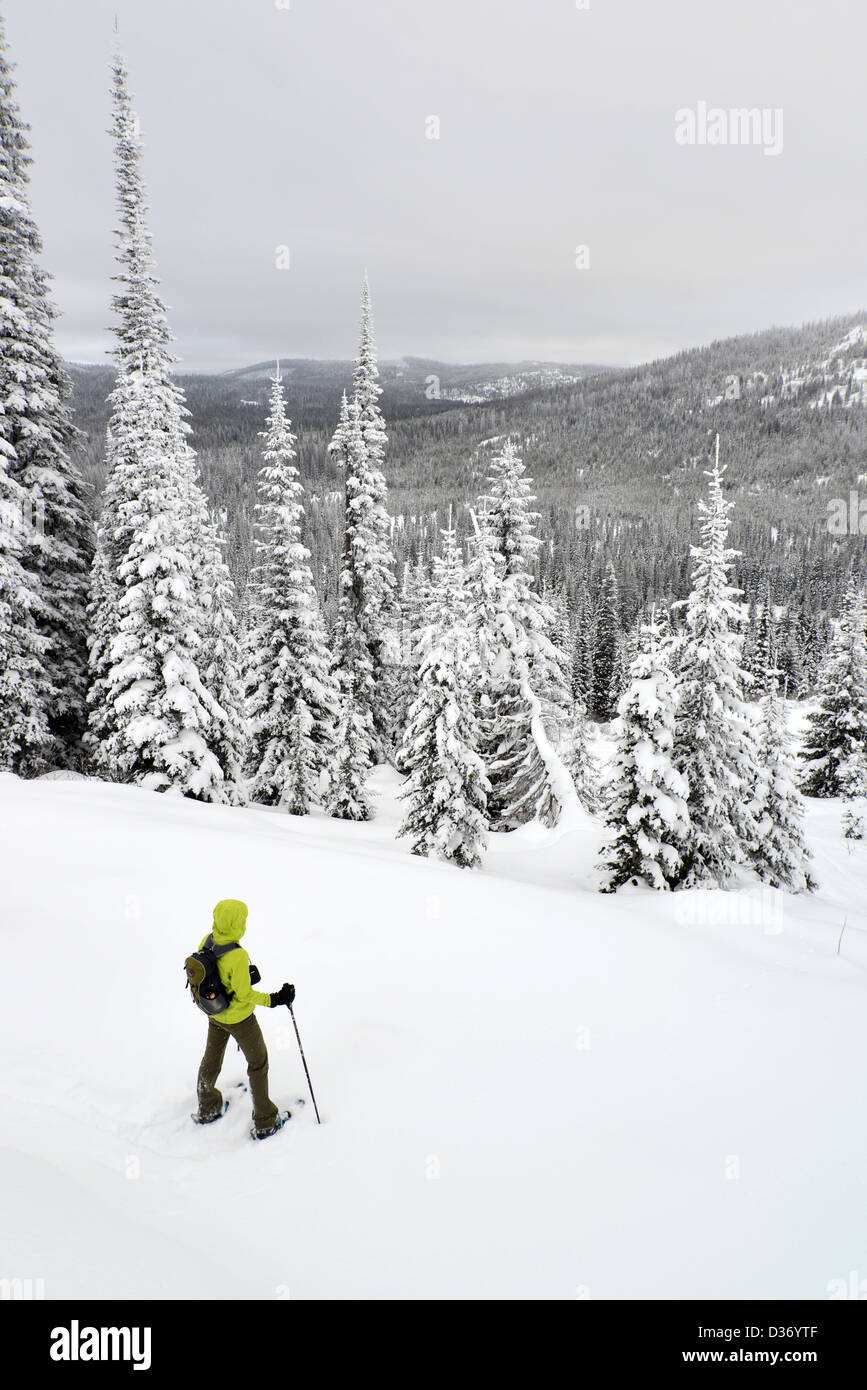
2 759 865 1300
706 322 867 411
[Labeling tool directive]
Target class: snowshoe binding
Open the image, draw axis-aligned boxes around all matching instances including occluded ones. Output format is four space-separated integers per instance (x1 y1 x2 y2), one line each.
191 1099 229 1125
191 1081 247 1125
250 1109 292 1141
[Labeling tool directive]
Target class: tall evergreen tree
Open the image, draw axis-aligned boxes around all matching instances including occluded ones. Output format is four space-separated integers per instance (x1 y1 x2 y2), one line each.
774 608 802 700
750 661 813 890
486 437 541 582
94 371 226 797
672 439 759 886
0 15 93 773
0 463 47 769
329 276 398 761
87 53 192 755
564 695 600 815
599 609 690 891
328 666 374 822
466 507 509 805
392 557 431 775
398 524 489 867
86 51 233 800
744 585 776 697
82 507 116 756
245 371 338 812
327 392 378 815
570 589 593 704
477 442 571 828
800 582 867 798
589 560 621 721
201 512 248 805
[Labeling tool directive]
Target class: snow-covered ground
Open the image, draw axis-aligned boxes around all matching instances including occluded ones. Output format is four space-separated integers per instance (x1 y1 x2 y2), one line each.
2 738 866 1300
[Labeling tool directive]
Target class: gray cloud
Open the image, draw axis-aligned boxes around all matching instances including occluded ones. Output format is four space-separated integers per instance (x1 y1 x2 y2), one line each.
6 0 866 371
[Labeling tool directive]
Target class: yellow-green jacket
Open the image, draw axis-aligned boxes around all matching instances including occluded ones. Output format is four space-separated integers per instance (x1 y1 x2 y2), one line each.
199 899 272 1025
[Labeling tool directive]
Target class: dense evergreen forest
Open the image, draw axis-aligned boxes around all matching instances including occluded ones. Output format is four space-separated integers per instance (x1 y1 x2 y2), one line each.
67 310 867 696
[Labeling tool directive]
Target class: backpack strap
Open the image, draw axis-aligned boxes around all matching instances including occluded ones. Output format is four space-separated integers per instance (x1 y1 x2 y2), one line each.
204 934 242 960
213 942 242 959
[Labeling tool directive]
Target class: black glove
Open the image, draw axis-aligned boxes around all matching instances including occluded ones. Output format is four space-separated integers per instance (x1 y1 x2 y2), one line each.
249 964 261 986
269 982 295 1008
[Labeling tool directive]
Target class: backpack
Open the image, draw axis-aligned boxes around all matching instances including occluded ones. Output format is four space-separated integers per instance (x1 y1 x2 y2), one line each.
184 934 242 1015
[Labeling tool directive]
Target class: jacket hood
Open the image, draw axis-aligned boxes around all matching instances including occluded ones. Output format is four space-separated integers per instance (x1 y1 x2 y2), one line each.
212 899 248 944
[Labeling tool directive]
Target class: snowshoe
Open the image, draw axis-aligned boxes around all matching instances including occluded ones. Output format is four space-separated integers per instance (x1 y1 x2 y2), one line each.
250 1108 292 1141
191 1081 247 1124
191 1098 229 1125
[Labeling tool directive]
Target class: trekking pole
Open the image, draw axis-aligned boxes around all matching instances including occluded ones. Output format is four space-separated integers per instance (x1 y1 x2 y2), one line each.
288 1004 322 1124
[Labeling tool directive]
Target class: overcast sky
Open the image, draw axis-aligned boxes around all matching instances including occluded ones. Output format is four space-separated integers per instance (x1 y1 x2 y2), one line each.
4 0 865 372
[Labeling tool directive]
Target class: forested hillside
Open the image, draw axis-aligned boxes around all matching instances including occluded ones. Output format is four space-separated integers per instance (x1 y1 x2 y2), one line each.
67 312 867 694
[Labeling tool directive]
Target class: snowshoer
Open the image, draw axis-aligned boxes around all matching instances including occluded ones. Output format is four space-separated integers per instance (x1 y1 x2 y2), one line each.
192 899 295 1139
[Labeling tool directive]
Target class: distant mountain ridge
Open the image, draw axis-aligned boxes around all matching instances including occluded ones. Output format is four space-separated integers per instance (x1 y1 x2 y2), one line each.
66 314 867 421
64 310 867 664
217 354 611 406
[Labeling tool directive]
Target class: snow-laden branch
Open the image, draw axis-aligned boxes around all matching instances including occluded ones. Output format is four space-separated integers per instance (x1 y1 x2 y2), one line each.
518 664 594 836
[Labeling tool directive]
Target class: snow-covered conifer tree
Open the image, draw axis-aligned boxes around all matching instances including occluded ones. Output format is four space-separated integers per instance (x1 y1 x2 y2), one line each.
564 695 600 815
589 560 621 722
398 524 489 867
201 513 247 804
392 558 431 774
0 463 48 768
570 591 593 703
245 371 338 811
465 507 509 801
750 661 813 890
466 498 542 830
476 443 572 828
672 439 759 886
86 52 230 800
744 586 776 698
486 438 541 579
655 603 682 673
800 582 867 799
328 667 374 822
95 371 226 797
329 277 398 760
327 392 378 815
82 507 116 755
599 609 690 891
0 17 93 773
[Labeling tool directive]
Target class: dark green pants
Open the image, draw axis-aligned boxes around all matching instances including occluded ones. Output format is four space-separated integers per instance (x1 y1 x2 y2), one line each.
196 1012 278 1130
